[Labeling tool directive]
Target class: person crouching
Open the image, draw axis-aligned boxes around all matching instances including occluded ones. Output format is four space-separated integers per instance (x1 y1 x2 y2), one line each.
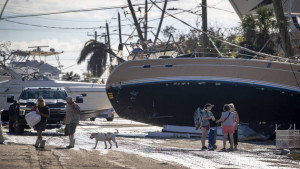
34 96 50 148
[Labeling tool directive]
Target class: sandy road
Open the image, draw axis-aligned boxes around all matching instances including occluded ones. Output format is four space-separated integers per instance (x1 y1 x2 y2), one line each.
1 116 300 169
0 143 186 169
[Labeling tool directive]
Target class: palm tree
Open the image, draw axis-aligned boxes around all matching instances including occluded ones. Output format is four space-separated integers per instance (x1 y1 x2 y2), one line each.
65 71 80 81
239 6 277 57
77 40 124 77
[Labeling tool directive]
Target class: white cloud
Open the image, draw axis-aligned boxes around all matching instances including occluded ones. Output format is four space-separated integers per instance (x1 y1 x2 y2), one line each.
2 0 242 76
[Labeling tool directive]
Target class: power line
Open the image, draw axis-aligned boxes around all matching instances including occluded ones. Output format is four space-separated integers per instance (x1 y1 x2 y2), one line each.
200 4 235 14
3 19 100 29
150 0 294 61
2 7 193 30
0 28 87 33
3 18 137 30
5 11 108 22
1 0 178 20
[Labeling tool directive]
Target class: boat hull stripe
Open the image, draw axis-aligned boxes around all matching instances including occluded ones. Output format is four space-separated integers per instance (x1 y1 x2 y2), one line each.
128 63 299 74
109 76 300 93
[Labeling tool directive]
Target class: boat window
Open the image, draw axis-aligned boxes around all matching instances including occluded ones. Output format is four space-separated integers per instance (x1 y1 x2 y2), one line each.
142 65 151 68
165 64 173 67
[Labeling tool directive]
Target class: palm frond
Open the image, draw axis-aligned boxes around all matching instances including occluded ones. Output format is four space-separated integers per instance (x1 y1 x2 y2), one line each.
78 40 125 77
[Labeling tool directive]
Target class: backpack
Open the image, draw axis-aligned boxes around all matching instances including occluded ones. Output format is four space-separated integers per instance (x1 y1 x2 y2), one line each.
194 107 203 128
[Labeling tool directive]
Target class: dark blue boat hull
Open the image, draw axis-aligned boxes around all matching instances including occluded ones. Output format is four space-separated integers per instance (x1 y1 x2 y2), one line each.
107 80 300 136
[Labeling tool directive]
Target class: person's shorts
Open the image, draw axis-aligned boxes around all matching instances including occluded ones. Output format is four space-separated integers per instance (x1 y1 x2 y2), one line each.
222 126 234 134
201 124 210 131
34 121 47 131
66 123 77 135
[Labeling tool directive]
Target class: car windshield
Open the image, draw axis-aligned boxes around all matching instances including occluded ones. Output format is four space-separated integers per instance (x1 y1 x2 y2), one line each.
20 89 67 100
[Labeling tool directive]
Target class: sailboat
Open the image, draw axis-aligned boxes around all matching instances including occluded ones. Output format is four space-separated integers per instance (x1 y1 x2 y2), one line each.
105 0 300 137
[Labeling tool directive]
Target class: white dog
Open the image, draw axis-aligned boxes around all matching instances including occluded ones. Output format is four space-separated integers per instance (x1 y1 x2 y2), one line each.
90 129 119 149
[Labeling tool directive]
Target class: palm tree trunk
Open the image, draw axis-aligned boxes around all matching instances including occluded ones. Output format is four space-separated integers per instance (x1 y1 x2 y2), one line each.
273 0 294 57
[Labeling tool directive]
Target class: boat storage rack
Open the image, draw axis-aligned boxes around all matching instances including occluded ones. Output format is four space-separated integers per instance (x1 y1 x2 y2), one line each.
276 124 300 149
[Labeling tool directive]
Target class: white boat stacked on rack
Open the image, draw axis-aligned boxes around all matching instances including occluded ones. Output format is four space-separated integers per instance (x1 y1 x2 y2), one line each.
0 64 112 120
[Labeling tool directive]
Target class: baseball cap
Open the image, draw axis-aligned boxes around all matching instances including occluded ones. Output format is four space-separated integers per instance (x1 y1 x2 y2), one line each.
38 96 44 100
204 103 214 108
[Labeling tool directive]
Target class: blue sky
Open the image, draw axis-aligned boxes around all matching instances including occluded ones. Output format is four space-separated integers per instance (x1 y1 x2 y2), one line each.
0 0 240 76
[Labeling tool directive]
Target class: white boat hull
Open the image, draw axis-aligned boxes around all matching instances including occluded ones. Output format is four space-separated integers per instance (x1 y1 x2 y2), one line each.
0 79 111 115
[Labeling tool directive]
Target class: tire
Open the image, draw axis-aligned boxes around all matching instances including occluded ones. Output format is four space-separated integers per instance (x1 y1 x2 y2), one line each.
106 117 114 121
1 110 9 121
90 117 96 121
9 121 15 133
16 125 24 135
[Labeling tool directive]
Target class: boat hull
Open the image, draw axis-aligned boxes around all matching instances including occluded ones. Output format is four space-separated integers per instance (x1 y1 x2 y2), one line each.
106 58 300 135
0 79 112 121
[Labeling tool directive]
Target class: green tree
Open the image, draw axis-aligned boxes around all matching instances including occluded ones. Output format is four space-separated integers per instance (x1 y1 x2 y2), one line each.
239 6 277 57
65 71 80 81
176 26 239 57
0 41 13 65
162 25 177 39
77 40 124 77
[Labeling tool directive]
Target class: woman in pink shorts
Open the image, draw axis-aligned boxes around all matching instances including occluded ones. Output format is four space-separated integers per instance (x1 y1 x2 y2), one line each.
217 104 235 151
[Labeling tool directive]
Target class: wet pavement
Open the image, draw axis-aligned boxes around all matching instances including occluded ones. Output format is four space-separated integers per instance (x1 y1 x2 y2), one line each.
1 116 300 169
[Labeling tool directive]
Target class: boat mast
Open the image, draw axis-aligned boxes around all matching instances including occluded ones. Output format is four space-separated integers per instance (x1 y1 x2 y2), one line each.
144 0 148 42
153 0 168 45
127 0 147 49
118 12 122 44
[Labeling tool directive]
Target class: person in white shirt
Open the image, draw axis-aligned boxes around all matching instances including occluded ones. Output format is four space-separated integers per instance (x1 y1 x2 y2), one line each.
64 97 80 148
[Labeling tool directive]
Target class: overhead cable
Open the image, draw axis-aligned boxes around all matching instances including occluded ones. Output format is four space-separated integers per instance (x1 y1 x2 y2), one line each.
0 0 178 20
150 0 297 61
3 19 135 29
3 19 99 29
200 4 235 14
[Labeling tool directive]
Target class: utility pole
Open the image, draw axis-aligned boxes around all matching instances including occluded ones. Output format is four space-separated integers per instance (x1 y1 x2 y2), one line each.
106 21 111 50
87 31 100 41
118 12 122 44
144 0 148 41
154 0 168 45
127 0 147 49
202 0 209 57
106 21 112 62
273 0 294 58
